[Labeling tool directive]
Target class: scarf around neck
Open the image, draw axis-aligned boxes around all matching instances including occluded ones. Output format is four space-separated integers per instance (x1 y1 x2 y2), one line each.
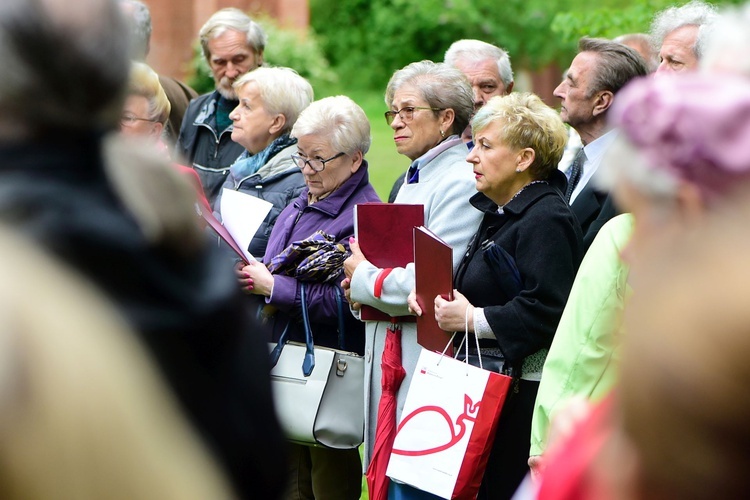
230 134 297 180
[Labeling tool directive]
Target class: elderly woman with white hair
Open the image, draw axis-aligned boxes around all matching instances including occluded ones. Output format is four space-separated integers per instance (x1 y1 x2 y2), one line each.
215 66 312 259
238 96 380 499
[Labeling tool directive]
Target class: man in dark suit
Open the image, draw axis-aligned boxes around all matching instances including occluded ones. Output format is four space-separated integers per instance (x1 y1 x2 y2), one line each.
553 37 648 250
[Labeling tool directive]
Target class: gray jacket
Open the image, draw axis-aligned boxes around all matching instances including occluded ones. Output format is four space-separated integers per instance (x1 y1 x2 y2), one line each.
215 144 305 259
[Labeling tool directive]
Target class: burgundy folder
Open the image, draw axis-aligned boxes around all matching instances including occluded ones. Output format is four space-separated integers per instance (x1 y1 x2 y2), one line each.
414 226 454 355
354 203 424 321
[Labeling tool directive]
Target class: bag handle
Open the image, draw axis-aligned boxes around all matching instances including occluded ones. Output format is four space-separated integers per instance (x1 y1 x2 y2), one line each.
268 321 291 369
271 282 348 377
299 283 316 376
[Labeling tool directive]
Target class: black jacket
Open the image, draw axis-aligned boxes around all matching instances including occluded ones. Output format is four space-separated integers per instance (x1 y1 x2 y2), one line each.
455 182 583 363
0 133 286 500
176 91 246 206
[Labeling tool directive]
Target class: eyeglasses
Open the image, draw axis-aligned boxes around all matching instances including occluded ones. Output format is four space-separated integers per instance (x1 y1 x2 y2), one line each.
384 106 444 125
120 114 158 126
291 152 345 172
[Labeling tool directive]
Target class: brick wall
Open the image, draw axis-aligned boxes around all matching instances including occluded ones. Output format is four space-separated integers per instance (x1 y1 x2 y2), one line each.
145 0 309 81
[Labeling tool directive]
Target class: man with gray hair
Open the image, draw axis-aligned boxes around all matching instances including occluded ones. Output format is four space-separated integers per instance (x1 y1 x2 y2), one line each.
119 0 198 146
650 0 718 73
553 37 648 249
444 39 514 115
0 0 286 497
176 7 267 206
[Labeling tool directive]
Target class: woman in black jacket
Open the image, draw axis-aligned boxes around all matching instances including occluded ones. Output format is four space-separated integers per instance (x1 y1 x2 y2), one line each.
411 92 583 499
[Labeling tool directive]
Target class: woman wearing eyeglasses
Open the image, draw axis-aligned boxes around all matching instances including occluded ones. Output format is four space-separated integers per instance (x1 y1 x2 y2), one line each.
214 66 312 259
343 60 483 493
238 95 380 500
121 61 211 211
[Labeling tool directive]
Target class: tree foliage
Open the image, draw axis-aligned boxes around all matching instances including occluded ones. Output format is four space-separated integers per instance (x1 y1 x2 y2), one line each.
310 0 740 92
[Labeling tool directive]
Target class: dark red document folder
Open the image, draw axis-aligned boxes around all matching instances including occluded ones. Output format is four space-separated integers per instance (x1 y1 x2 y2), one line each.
414 226 454 355
354 203 424 321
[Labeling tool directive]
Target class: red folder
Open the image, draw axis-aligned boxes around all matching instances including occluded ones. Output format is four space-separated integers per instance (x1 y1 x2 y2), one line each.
354 203 424 321
414 226 454 355
198 204 249 264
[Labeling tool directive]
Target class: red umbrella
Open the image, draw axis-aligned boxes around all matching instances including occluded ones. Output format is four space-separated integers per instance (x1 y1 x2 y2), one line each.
365 320 406 500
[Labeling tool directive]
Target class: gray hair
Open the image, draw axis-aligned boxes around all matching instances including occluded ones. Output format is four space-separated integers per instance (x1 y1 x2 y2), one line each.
119 0 151 60
701 4 750 76
0 0 130 136
233 67 314 135
199 8 267 61
596 134 680 205
444 39 514 88
650 0 718 60
385 60 474 135
291 96 371 156
578 37 649 97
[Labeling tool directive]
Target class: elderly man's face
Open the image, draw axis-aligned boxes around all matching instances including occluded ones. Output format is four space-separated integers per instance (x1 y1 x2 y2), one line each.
554 51 600 131
453 57 510 110
657 25 699 74
207 29 262 100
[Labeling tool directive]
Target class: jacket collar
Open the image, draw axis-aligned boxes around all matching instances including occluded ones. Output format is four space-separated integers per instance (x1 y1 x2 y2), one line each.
295 160 371 217
470 180 558 217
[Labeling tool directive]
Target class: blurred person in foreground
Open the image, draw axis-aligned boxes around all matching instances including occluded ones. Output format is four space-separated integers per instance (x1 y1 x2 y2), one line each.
118 0 198 146
650 0 718 74
238 96 380 500
0 225 233 500
388 41 514 202
344 60 483 496
0 0 285 497
177 7 266 205
409 93 582 499
121 61 210 210
700 1 750 76
214 66 312 259
529 73 750 500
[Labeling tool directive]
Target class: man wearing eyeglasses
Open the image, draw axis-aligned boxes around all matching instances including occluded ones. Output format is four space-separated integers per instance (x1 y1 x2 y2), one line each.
176 8 267 207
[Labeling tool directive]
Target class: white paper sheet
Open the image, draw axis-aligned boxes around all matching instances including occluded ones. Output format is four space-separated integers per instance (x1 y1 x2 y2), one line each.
219 188 274 262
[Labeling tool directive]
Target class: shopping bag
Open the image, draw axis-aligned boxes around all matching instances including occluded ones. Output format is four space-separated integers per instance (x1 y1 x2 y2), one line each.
386 347 511 499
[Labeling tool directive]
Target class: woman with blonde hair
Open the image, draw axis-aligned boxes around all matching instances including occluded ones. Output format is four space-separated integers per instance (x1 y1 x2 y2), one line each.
412 92 582 499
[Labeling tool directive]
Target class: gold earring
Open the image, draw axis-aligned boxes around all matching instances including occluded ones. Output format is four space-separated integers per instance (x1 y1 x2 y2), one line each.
440 129 445 138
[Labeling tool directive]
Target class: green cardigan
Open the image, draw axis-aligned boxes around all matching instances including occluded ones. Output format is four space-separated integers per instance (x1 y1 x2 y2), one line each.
529 213 634 456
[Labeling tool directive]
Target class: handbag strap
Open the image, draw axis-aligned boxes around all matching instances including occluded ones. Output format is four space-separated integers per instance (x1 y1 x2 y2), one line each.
299 283 316 377
268 321 291 369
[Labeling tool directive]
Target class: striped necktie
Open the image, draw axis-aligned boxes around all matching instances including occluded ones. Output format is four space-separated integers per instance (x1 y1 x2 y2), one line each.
564 148 587 203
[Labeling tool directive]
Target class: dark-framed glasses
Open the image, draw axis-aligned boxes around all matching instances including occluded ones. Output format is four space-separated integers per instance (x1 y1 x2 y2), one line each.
384 106 444 125
291 152 345 172
121 114 158 126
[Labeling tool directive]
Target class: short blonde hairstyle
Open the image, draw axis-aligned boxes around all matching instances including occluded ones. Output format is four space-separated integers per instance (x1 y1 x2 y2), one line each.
127 61 171 125
471 93 568 180
233 67 313 135
291 96 371 156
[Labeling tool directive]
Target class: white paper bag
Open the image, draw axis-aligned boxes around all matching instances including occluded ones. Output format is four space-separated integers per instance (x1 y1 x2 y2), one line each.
386 348 510 499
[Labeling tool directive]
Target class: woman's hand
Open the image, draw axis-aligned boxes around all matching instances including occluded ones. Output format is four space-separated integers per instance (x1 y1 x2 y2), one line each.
343 237 368 279
341 277 361 311
238 260 275 297
434 289 474 332
406 289 422 316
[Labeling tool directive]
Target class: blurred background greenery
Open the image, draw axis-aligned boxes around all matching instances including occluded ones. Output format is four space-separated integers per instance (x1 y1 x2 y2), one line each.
187 0 742 199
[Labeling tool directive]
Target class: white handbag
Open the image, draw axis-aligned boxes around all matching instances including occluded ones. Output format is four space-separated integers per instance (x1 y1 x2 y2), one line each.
268 283 364 449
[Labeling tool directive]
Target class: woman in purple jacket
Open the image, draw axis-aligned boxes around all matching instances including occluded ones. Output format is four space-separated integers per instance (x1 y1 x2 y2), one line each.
238 95 380 500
